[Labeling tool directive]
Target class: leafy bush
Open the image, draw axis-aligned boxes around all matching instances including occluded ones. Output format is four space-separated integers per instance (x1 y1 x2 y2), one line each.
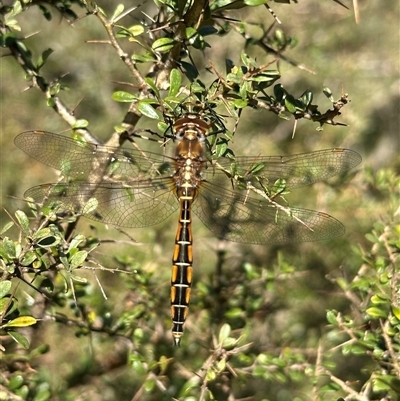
1 1 399 400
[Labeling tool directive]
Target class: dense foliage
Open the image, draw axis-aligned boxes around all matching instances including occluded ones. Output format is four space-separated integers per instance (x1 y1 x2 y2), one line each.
1 1 399 400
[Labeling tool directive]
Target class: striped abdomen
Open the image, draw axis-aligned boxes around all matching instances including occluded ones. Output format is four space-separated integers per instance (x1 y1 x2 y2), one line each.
170 188 196 346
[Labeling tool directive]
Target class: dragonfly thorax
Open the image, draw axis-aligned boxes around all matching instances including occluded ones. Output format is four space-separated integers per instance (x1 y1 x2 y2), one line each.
174 115 209 161
173 115 209 142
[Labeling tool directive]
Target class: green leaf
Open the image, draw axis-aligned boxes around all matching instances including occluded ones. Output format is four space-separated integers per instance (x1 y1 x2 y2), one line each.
131 52 155 63
371 294 388 304
21 251 37 267
218 323 231 344
72 119 89 129
211 0 246 11
206 369 216 381
169 69 182 97
0 32 17 46
71 274 88 284
390 378 400 393
216 358 226 372
273 84 286 102
37 48 54 70
391 305 400 320
272 178 287 194
366 306 388 319
245 0 267 5
224 307 244 319
284 95 297 113
38 236 61 248
49 82 61 96
82 198 99 214
215 142 228 158
299 90 313 108
68 235 86 253
373 376 393 392
47 97 56 107
33 227 61 248
69 250 88 269
365 232 378 243
38 5 52 21
8 374 24 390
33 228 52 240
0 297 17 317
144 378 156 392
232 99 247 108
1 221 14 235
0 297 9 314
185 27 198 44
198 26 218 37
157 121 169 133
127 25 145 36
151 37 176 52
181 61 199 80
112 91 137 102
15 210 30 235
326 310 338 324
8 331 30 349
2 237 16 259
33 386 51 401
323 86 334 102
3 315 37 328
0 280 12 298
137 101 160 120
111 4 124 21
145 77 160 98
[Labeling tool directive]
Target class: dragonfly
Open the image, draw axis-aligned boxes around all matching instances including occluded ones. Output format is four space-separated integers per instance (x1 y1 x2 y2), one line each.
15 114 361 346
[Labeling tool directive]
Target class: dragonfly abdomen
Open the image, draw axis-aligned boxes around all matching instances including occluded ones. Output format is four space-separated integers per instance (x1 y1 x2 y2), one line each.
170 192 195 346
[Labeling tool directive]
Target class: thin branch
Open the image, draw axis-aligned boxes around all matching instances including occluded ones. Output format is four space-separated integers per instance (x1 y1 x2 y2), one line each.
322 368 369 401
93 6 147 89
380 319 400 376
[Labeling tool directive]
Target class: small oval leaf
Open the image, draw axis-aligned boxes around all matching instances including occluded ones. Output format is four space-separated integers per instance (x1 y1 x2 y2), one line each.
145 77 160 98
391 305 400 320
218 323 231 344
4 315 37 328
8 331 30 349
323 86 334 101
15 210 30 234
151 37 176 52
69 250 88 269
112 91 137 103
366 306 388 319
0 280 12 298
21 251 37 267
128 24 145 36
2 237 16 258
138 101 160 120
111 3 124 21
1 221 14 235
72 119 89 129
169 69 182 97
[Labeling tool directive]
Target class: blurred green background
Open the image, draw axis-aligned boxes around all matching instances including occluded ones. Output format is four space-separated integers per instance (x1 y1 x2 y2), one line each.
1 1 399 400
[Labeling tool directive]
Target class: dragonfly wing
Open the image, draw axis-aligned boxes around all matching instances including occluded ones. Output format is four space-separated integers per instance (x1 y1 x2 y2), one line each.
25 179 179 228
15 131 176 180
192 182 344 245
204 148 361 190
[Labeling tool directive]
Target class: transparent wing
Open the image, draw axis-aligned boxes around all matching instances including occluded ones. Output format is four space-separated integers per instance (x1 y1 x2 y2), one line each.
15 131 176 180
17 131 359 244
204 148 361 190
15 132 361 190
192 182 344 245
25 178 178 227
